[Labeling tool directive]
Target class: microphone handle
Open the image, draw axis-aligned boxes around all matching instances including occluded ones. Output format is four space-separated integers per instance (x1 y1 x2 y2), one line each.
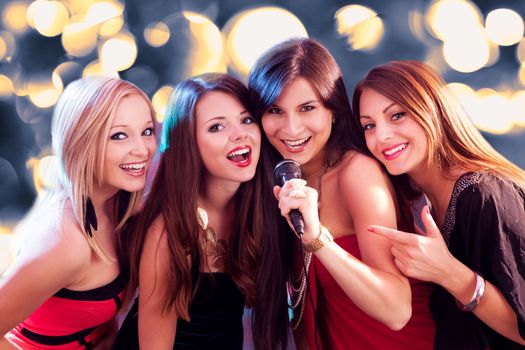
289 209 304 236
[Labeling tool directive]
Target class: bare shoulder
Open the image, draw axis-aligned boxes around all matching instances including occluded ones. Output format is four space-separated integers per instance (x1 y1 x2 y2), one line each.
143 215 167 250
15 209 90 275
337 151 390 189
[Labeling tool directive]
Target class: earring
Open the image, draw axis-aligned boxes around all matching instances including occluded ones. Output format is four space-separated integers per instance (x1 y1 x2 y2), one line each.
84 197 98 237
332 117 336 124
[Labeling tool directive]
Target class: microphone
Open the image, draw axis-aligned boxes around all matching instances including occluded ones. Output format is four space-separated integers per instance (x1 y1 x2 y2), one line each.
274 159 305 236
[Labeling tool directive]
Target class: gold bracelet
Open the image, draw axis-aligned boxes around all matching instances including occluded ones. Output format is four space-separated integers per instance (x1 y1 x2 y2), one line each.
303 224 333 253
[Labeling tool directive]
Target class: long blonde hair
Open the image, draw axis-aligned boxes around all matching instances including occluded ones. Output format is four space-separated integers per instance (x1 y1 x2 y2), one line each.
51 76 155 261
352 60 525 190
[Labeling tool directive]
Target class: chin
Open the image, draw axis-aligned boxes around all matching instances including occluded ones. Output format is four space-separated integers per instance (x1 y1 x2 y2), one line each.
121 181 146 193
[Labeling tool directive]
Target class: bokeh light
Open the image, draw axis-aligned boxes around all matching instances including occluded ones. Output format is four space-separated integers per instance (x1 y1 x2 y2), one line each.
335 5 384 51
144 22 170 47
510 90 525 127
61 19 98 57
82 60 119 78
152 85 174 123
471 88 514 134
2 1 30 33
99 32 138 72
184 11 226 76
485 8 524 46
442 24 490 73
34 155 59 192
0 74 14 98
28 0 69 37
426 0 482 42
223 6 308 76
27 75 63 109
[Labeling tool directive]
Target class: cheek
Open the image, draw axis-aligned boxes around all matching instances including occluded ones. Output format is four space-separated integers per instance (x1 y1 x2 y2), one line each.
261 116 278 137
364 133 376 152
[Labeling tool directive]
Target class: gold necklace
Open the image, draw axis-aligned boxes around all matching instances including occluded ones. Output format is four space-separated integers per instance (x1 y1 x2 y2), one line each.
196 207 218 256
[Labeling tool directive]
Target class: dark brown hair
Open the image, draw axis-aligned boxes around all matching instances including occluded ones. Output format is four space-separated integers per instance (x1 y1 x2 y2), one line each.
127 73 264 320
248 37 370 350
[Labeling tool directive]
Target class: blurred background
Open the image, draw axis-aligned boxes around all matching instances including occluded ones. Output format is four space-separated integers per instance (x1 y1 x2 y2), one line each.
1 0 525 267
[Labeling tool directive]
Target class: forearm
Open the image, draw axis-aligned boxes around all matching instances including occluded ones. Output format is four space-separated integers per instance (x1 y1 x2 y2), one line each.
315 241 411 330
441 261 525 345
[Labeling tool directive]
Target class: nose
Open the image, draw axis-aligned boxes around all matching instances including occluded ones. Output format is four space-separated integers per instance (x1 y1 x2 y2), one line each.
130 136 149 157
230 125 248 142
282 113 303 136
375 122 393 142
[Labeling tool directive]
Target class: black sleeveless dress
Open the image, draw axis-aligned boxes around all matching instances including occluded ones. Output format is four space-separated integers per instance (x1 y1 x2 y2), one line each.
114 269 245 349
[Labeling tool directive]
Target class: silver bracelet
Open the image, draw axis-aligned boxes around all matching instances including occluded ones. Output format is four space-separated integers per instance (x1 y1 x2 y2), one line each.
455 273 485 312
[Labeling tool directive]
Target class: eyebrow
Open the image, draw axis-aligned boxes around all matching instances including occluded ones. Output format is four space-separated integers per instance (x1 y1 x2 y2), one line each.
271 100 319 108
111 120 154 129
203 110 249 124
359 102 397 120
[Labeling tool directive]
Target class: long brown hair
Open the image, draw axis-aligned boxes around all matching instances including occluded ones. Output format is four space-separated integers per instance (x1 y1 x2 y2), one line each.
128 73 264 321
352 60 525 194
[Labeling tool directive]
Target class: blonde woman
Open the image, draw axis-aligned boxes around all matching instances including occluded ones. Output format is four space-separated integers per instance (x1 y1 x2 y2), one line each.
0 77 157 349
353 60 525 349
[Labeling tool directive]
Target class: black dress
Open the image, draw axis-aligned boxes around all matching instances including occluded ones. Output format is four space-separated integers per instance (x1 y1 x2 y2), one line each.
114 269 245 349
429 172 525 349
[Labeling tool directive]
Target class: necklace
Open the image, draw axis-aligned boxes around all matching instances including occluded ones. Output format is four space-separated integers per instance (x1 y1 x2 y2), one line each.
288 163 330 330
197 207 216 256
196 207 228 257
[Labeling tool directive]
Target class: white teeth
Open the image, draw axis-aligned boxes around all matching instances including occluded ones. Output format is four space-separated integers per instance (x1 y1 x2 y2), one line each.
227 148 250 158
120 162 146 170
384 144 407 156
283 137 310 148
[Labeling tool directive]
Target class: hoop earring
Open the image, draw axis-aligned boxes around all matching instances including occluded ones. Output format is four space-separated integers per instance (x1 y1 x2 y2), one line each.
84 197 98 237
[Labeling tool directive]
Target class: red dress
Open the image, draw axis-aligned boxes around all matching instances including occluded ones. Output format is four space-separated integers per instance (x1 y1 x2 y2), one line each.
301 235 435 349
6 272 127 349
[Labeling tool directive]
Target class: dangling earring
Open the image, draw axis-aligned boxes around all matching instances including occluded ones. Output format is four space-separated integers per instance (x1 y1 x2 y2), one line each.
84 197 98 237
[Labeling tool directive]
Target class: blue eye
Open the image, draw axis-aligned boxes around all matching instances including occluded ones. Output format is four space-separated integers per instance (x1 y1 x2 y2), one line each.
111 132 127 140
392 112 406 121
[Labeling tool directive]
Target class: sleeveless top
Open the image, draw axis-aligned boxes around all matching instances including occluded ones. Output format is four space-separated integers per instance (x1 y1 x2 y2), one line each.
114 271 245 349
6 272 127 349
303 234 435 349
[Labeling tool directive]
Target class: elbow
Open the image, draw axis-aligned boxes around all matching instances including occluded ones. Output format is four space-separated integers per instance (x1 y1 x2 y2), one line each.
384 304 412 331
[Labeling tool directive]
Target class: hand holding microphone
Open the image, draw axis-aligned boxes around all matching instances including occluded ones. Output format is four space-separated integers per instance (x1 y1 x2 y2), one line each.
273 159 320 240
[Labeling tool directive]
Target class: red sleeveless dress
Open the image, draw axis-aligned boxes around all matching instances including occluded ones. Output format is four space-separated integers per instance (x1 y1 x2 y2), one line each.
302 235 435 349
6 272 127 349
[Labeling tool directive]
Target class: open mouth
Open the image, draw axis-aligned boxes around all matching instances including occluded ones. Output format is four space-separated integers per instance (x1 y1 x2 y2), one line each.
227 146 252 167
119 161 147 176
282 136 311 151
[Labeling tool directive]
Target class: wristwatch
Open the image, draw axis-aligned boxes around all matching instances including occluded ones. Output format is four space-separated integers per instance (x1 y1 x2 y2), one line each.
303 224 333 253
